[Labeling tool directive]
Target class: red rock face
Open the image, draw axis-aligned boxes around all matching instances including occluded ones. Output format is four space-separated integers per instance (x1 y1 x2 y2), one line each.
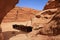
2 7 40 23
0 0 18 40
44 0 60 10
0 0 18 23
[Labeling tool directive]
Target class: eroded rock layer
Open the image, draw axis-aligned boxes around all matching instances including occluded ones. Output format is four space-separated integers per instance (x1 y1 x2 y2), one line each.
44 0 60 10
2 7 40 23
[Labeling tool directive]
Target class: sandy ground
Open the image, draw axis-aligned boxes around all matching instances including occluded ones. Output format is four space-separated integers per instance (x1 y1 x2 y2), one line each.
1 22 29 40
1 22 60 40
1 22 49 40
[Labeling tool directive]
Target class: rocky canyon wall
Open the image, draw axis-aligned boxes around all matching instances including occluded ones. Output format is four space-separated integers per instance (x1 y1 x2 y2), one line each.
44 0 60 10
0 0 18 40
0 0 19 23
2 7 40 23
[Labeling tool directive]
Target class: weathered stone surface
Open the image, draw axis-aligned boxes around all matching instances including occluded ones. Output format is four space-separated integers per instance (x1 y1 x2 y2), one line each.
31 9 60 38
44 0 60 10
2 7 39 23
0 0 18 23
0 0 60 40
0 0 18 40
1 9 60 40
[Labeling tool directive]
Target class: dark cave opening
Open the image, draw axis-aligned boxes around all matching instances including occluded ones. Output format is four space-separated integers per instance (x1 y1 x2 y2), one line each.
12 24 33 32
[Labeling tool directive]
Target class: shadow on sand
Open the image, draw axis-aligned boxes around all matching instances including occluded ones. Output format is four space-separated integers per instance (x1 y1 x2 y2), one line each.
3 31 27 40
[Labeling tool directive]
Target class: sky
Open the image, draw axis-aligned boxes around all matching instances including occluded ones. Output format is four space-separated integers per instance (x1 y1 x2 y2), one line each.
16 0 48 10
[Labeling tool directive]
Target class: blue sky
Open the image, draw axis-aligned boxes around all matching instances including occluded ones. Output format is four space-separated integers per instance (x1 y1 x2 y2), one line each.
16 0 48 10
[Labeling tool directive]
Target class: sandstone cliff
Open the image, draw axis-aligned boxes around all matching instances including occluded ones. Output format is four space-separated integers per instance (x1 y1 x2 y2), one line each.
1 0 60 40
0 0 18 23
44 0 60 10
2 7 40 23
0 0 18 40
